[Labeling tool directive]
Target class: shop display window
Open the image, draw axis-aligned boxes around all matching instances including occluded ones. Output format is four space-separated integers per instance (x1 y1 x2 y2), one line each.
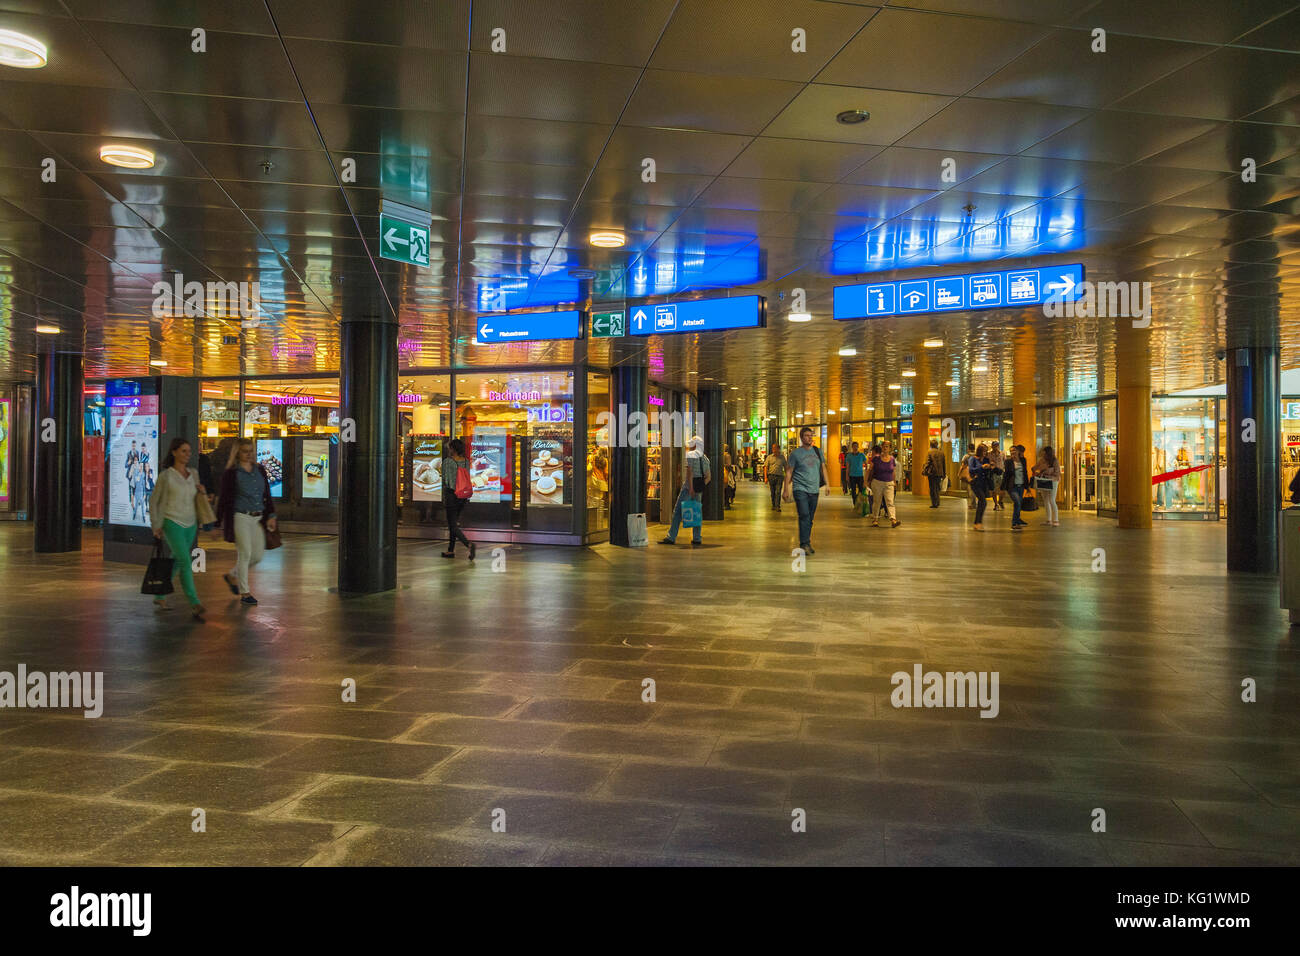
1152 397 1216 516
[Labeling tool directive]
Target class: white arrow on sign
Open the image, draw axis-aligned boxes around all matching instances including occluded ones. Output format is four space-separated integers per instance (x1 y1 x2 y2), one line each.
1045 274 1076 296
632 308 648 331
384 227 408 250
479 325 493 336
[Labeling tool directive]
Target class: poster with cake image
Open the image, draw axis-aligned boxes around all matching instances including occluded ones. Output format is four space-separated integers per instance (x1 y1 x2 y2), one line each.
410 437 443 501
529 437 569 505
469 428 506 502
256 439 284 497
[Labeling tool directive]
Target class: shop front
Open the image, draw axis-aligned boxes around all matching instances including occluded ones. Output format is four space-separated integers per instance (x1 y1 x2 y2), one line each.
1151 396 1218 519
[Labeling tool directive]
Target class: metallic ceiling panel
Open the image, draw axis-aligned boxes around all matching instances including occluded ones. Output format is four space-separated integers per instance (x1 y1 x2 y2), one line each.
843 146 1005 189
1085 0 1299 44
1114 47 1300 121
1023 111 1219 162
283 41 467 111
465 115 609 168
722 137 882 183
649 0 876 81
763 85 954 145
817 8 1048 96
622 70 805 136
0 11 136 89
0 81 170 136
470 0 676 66
62 0 274 32
269 0 469 48
899 97 1088 153
469 54 640 124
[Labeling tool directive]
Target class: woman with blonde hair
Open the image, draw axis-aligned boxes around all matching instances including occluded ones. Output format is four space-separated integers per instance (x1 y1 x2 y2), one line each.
215 438 277 605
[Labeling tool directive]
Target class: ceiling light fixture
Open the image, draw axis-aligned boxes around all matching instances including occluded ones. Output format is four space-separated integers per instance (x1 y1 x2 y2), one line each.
838 347 857 356
588 231 625 248
839 406 848 411
787 312 812 322
99 144 155 168
149 359 167 367
892 401 902 406
901 369 916 377
972 364 988 372
924 338 944 348
836 109 871 125
945 379 958 386
36 325 60 334
0 29 47 69
888 384 901 390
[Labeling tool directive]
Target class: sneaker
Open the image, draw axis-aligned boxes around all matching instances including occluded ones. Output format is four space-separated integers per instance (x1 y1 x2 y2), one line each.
691 541 702 548
972 524 984 532
805 545 815 555
468 542 477 562
241 594 259 605
440 550 455 558
658 537 675 545
891 520 900 528
871 520 879 527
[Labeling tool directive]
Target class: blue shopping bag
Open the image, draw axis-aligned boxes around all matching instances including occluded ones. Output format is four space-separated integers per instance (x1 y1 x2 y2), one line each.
681 498 702 528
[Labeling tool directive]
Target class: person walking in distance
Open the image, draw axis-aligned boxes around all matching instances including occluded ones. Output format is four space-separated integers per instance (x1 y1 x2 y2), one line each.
839 444 849 495
869 441 901 528
1004 443 1030 530
764 443 786 512
660 435 710 547
440 438 476 560
783 426 831 554
148 437 208 620
1033 445 1062 527
923 439 946 508
965 443 994 531
845 441 867 507
987 440 1006 511
215 438 277 606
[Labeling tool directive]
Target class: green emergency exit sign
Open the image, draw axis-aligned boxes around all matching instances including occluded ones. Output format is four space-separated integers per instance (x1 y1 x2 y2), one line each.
591 310 625 338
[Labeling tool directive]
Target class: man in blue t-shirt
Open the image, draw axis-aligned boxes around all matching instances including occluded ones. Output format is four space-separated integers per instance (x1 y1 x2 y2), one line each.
845 441 867 506
782 426 831 554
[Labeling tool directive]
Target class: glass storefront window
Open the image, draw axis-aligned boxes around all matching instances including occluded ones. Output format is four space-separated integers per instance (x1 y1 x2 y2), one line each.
1067 403 1099 511
241 378 341 440
1098 399 1118 514
1282 402 1300 507
1152 396 1216 516
199 381 242 457
587 372 611 533
399 375 451 528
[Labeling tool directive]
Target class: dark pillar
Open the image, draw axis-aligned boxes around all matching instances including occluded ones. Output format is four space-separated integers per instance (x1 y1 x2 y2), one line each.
338 320 398 593
698 387 724 521
34 350 83 553
609 364 647 546
1226 346 1280 573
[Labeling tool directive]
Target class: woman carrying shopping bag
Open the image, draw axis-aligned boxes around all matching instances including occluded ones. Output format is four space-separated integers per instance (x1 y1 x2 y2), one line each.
215 438 278 606
148 437 209 620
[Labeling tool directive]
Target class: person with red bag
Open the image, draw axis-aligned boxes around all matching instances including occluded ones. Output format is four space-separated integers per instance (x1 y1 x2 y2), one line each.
440 438 476 561
214 438 277 606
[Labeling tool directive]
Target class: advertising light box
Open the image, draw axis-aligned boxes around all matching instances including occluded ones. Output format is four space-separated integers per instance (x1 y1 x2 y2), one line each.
834 264 1084 320
301 439 331 499
256 439 284 497
410 437 443 502
108 394 160 528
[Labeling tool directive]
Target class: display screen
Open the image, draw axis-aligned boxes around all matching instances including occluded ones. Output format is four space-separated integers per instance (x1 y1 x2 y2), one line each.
469 427 507 502
201 399 239 421
301 439 331 499
0 398 10 507
285 405 312 429
256 439 284 497
108 394 159 527
244 404 270 425
411 437 442 501
529 437 570 505
327 408 340 427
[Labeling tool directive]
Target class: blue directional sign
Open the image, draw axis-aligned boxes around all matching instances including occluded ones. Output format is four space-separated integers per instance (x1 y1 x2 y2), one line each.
834 263 1085 321
628 294 766 336
476 309 584 344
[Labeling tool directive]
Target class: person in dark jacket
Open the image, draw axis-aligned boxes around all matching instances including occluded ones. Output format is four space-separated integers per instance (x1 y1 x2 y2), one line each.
441 438 476 560
965 443 996 531
214 438 277 606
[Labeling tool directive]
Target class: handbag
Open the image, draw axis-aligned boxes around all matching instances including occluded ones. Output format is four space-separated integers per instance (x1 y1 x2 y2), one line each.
141 539 174 595
264 522 283 550
1020 488 1038 511
940 476 949 493
195 490 217 526
814 447 827 488
680 498 703 528
690 455 707 494
958 463 970 482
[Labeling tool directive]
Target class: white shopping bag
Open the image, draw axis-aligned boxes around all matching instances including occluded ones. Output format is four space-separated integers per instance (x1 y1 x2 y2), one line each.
627 513 648 547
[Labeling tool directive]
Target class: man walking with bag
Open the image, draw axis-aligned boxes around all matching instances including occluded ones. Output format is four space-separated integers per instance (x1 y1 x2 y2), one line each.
660 435 710 547
922 439 946 508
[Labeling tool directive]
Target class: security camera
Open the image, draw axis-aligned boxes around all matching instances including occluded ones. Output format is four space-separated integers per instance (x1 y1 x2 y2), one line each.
1215 349 1226 361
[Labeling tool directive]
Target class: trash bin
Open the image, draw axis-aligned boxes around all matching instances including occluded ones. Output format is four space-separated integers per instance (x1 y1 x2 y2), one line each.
1280 508 1300 623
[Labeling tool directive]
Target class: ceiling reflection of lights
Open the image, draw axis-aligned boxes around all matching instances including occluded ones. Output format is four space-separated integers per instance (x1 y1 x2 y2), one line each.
927 391 938 396
0 29 47 68
946 379 959 386
888 384 901 390
973 364 989 372
36 325 60 334
589 231 625 248
838 347 856 356
892 401 903 406
149 359 167 367
787 312 812 322
902 370 916 377
865 406 875 411
100 145 155 168
924 338 944 348
839 406 848 411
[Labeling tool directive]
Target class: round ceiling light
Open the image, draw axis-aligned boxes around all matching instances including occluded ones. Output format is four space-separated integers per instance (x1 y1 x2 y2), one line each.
787 312 812 322
838 347 856 356
0 29 47 69
836 109 871 125
588 231 625 248
100 145 155 169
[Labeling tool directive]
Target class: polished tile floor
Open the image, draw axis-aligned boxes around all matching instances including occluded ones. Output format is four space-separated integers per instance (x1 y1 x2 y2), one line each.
1 482 1297 866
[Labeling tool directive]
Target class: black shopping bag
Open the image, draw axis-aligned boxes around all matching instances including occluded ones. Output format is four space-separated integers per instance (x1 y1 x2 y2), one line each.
141 538 174 595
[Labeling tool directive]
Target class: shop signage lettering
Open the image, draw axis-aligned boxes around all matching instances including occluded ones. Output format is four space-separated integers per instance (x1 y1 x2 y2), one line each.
1068 406 1098 424
271 396 315 405
488 390 542 402
648 396 665 407
397 393 424 404
527 402 574 423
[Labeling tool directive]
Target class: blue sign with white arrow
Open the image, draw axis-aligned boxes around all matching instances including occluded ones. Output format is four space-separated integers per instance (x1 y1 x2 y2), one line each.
628 294 766 336
476 309 584 344
834 263 1085 321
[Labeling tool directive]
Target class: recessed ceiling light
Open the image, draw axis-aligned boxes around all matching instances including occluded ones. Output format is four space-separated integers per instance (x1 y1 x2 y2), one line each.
588 231 625 248
838 347 857 356
149 359 167 367
768 415 776 419
828 410 836 415
864 406 875 411
36 324 60 334
902 369 916 377
945 379 959 386
787 312 812 322
927 391 938 396
888 384 901 390
836 109 871 125
892 401 903 406
924 338 944 348
839 406 848 411
973 364 988 372
100 145 155 169
0 29 47 69
730 386 739 390
729 420 736 424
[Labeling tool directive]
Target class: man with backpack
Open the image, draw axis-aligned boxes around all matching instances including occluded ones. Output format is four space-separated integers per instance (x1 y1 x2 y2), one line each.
783 426 831 554
660 435 710 547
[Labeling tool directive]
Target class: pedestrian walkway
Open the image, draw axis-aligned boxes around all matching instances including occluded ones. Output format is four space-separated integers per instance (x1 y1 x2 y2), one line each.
0 482 1296 865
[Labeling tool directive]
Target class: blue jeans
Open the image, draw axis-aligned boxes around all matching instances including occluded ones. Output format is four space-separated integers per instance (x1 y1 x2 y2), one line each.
1008 485 1024 524
667 486 701 544
793 490 819 547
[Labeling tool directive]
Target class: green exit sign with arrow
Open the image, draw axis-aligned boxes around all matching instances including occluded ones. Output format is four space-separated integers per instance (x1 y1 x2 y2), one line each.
590 310 625 338
379 199 430 267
